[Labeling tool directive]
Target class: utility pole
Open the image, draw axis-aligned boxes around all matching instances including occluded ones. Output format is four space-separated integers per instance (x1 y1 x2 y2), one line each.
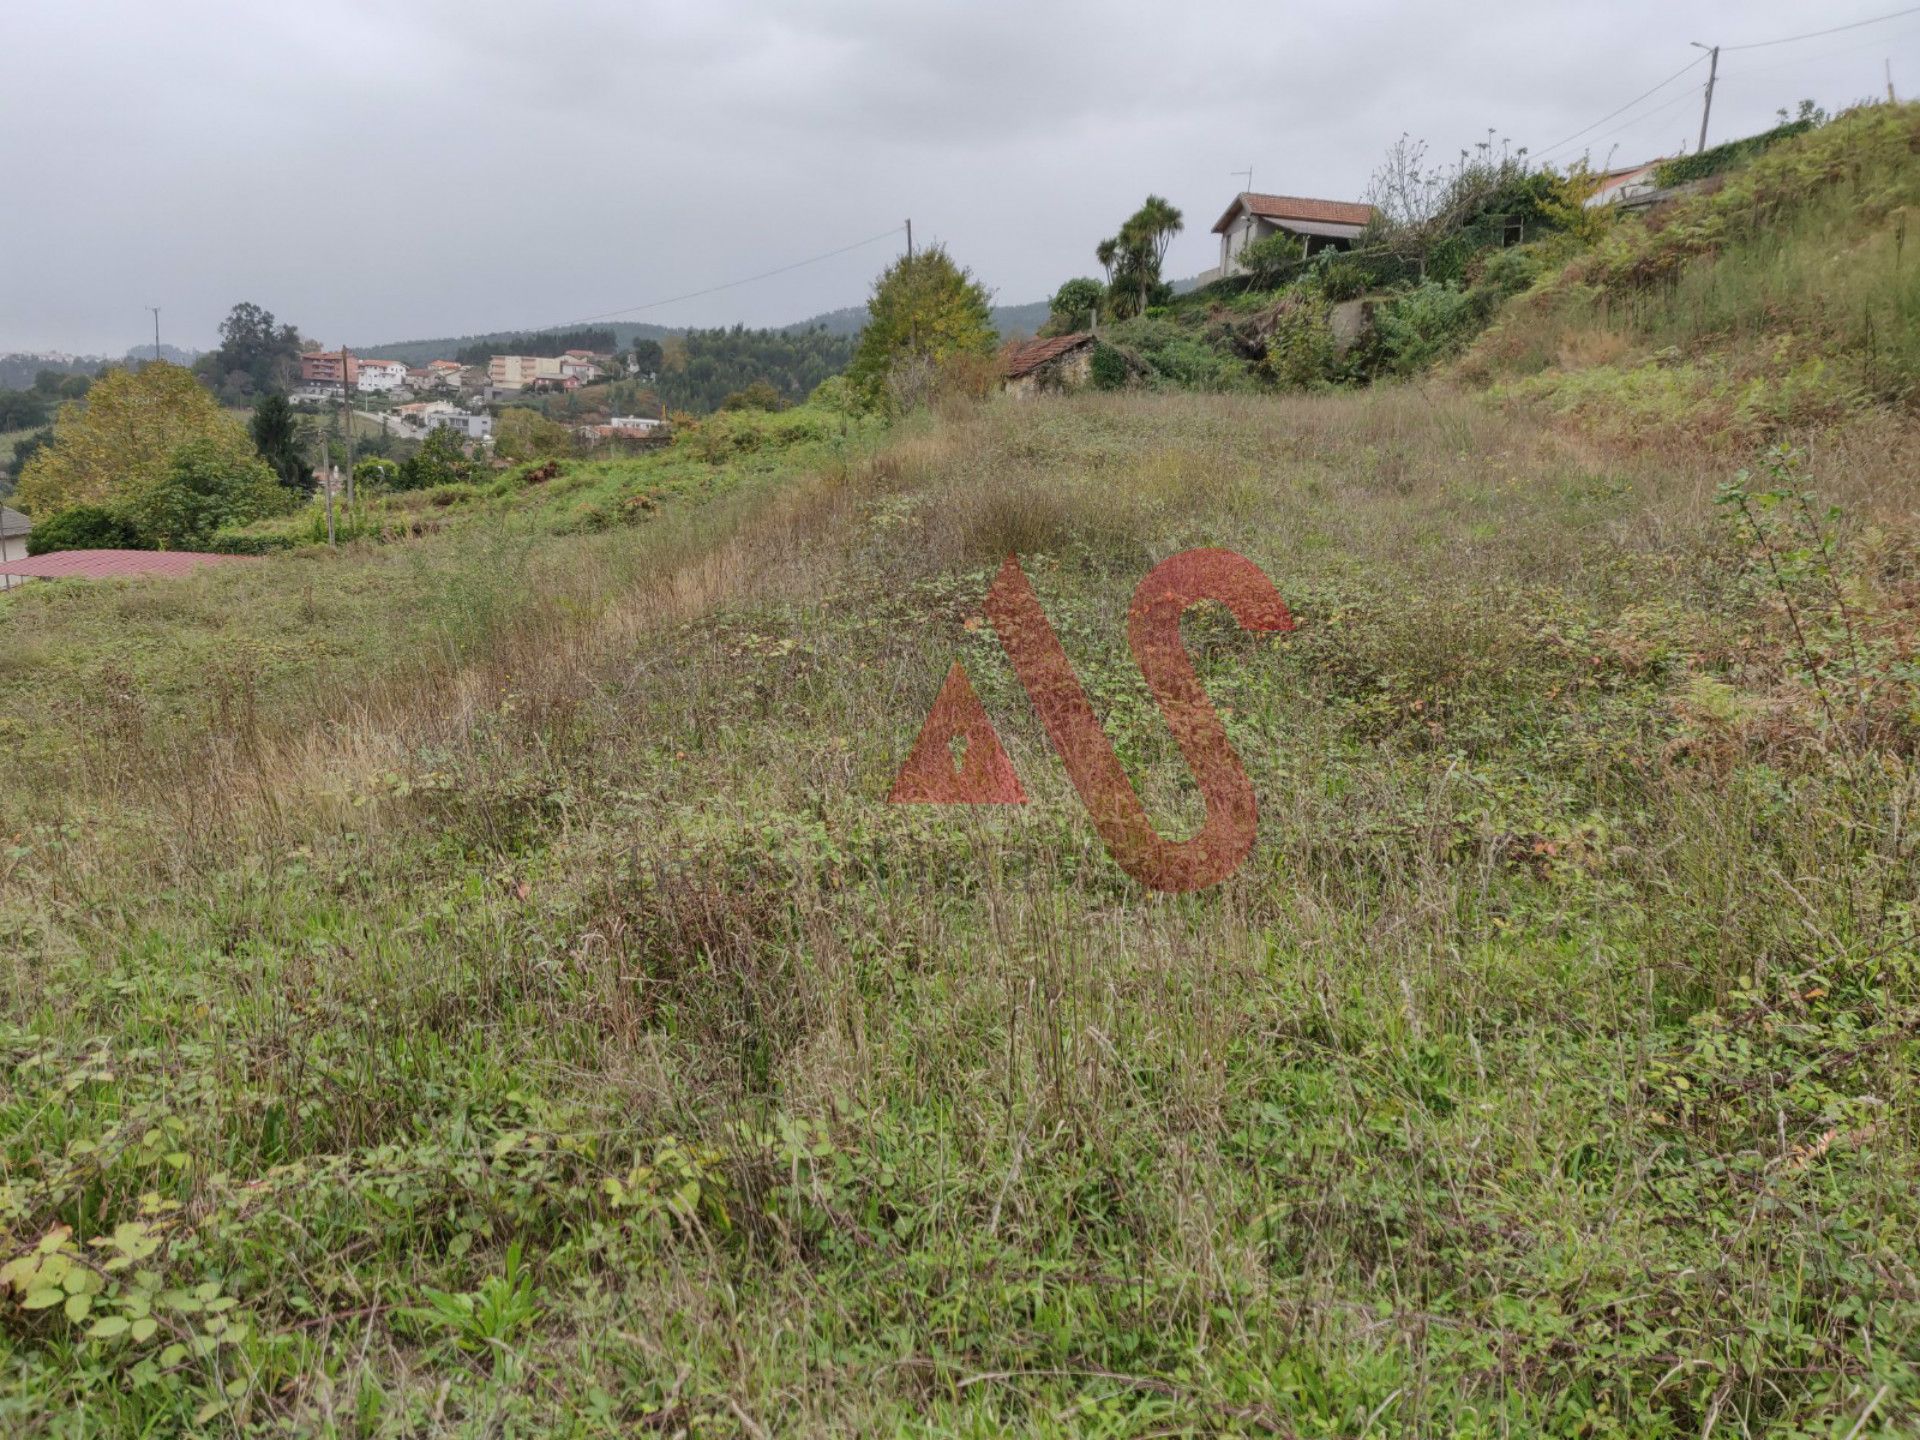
905 218 913 261
1889 59 1898 103
316 420 335 548
1690 42 1719 154
1231 166 1253 196
146 307 161 364
339 347 356 509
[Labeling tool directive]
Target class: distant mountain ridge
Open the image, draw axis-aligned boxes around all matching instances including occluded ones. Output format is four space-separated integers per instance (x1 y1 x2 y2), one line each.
359 293 1067 362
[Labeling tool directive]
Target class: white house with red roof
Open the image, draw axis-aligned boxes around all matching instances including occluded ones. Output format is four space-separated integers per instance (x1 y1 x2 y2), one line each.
1208 192 1377 278
355 357 408 393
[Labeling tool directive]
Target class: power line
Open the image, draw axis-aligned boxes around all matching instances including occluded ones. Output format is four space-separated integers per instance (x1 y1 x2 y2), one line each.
1529 54 1709 162
1723 4 1920 51
1713 21 1920 80
541 224 906 332
1529 5 1920 169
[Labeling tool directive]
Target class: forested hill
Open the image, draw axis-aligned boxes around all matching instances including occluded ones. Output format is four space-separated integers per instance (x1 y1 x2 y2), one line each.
654 326 854 412
357 322 676 365
360 293 1067 363
785 297 1054 339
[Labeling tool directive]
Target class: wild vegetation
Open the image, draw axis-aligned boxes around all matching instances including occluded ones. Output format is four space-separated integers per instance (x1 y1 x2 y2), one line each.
1058 102 1909 423
11 364 299 551
2 105 1918 1437
653 326 856 414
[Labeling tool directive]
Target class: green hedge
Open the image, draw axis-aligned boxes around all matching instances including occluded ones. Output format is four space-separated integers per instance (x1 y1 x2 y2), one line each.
1653 119 1814 188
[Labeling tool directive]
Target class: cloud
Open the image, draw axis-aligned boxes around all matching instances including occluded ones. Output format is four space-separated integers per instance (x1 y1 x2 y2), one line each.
1 0 1895 353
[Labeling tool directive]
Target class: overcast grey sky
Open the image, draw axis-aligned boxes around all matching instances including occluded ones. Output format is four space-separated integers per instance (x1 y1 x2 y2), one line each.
5 1 1915 354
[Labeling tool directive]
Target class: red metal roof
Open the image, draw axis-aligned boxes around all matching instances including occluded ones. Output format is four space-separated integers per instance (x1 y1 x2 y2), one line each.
1000 332 1094 379
1213 192 1376 233
0 549 250 580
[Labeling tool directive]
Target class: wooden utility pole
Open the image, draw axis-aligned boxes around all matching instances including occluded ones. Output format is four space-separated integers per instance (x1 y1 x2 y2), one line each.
905 218 913 261
1692 43 1720 153
340 347 356 508
1889 59 1898 103
316 421 335 548
146 307 161 364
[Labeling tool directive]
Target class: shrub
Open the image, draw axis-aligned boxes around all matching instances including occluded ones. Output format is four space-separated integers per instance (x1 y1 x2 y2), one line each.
354 457 401 490
1654 113 1819 187
205 526 298 555
1373 281 1487 375
1090 342 1128 390
719 380 787 412
1315 256 1368 302
1259 294 1336 388
121 438 293 550
806 375 862 414
1046 277 1104 333
395 427 474 491
1239 232 1310 289
494 409 573 464
25 504 147 555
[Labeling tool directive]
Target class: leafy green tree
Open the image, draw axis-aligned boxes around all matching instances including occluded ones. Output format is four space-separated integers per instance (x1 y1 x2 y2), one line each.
648 327 854 414
13 363 260 519
6 428 53 480
251 393 314 494
1047 278 1104 334
395 427 473 491
353 457 401 489
718 380 786 412
0 390 48 431
122 438 292 550
628 339 664 378
195 301 305 402
494 408 574 463
1239 231 1309 288
846 246 996 404
25 504 147 555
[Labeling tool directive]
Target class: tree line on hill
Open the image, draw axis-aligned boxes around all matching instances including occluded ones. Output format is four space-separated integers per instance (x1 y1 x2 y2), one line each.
451 328 617 366
651 326 856 413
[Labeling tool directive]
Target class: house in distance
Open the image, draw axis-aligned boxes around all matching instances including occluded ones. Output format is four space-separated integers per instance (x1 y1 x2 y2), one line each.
1000 333 1096 398
1208 192 1376 278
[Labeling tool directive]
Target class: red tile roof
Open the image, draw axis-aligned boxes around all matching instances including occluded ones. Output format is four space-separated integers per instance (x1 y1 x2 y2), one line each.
1000 332 1094 379
1213 192 1376 233
0 549 250 580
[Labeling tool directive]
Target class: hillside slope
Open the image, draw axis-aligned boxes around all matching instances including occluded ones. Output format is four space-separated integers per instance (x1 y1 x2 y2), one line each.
1464 101 1920 446
4 346 1920 1435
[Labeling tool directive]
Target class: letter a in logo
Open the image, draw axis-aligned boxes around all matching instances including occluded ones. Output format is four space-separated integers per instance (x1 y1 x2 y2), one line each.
887 663 1027 804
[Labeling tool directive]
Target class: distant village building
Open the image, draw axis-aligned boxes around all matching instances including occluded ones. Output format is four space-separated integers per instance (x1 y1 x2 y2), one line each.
1208 192 1376 278
999 333 1096 398
355 358 407 393
426 411 493 440
1 506 31 592
419 360 464 391
396 400 458 428
606 414 665 433
491 353 606 391
299 350 354 388
1584 158 1666 210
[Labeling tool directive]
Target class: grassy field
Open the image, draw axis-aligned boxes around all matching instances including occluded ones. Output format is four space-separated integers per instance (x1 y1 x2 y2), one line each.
4 112 1920 1437
3 380 1918 1437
